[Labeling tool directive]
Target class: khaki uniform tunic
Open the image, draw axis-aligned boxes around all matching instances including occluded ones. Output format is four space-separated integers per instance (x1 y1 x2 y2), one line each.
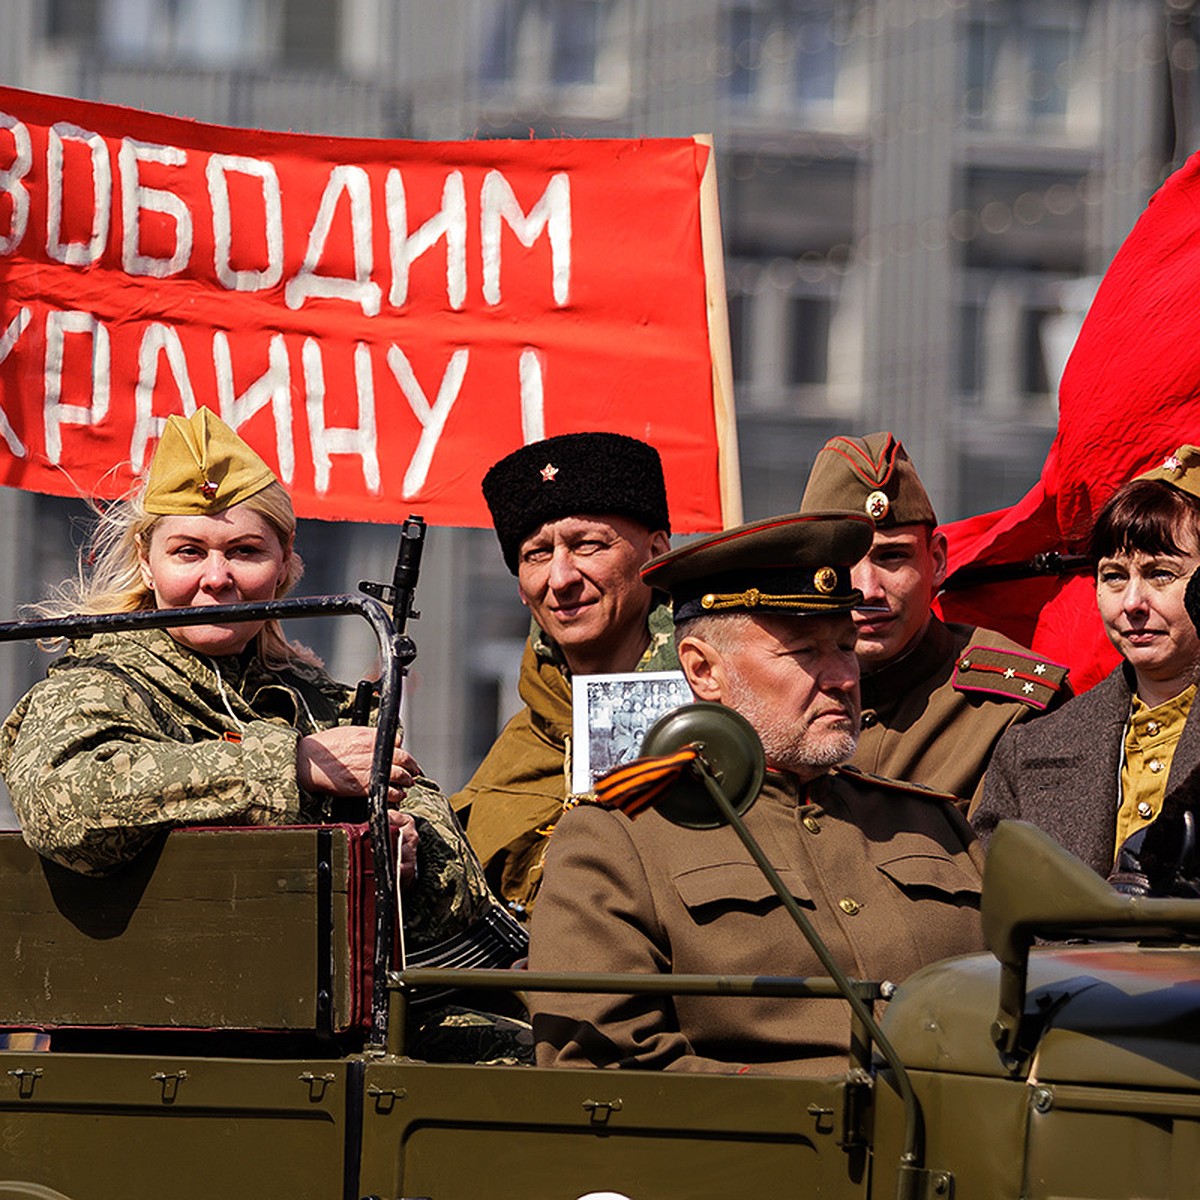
528 767 985 1075
453 602 677 919
853 616 1069 810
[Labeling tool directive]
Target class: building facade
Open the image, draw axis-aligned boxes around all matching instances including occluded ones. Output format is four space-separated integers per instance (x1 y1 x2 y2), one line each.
0 0 1185 823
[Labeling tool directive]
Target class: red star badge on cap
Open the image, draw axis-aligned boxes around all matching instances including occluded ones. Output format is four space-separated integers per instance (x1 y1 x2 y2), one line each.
540 463 559 482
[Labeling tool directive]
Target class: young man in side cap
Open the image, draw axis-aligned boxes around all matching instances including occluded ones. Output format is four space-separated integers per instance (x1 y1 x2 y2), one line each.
800 432 1069 810
528 511 985 1075
452 432 675 920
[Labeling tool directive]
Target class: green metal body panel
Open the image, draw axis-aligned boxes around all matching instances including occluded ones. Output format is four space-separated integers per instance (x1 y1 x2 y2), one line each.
0 1052 351 1199
1 828 363 1033
355 1062 865 1200
884 945 1200 1090
870 1071 1030 1198
1023 1084 1200 1199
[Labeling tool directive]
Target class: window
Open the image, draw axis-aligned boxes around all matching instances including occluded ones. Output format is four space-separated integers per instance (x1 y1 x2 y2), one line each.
481 0 525 84
957 272 1082 413
787 295 832 386
958 301 984 401
44 0 100 42
964 0 1084 134
279 0 341 69
480 0 611 90
726 0 848 113
99 0 274 68
551 0 603 85
1020 305 1053 396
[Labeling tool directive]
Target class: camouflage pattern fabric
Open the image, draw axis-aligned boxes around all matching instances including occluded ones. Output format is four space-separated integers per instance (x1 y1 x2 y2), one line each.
0 627 496 951
409 1004 534 1066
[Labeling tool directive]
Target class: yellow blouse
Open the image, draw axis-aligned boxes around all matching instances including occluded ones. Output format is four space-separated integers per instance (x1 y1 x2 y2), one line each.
1116 683 1196 857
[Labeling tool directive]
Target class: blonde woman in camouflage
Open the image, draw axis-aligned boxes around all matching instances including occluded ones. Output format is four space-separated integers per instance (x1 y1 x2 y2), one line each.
0 408 532 1062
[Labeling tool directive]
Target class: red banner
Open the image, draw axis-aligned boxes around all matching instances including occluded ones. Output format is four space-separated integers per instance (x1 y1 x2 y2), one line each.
0 86 734 529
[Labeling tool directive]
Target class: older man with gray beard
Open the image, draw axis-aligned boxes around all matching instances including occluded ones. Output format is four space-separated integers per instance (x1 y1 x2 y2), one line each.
528 510 985 1076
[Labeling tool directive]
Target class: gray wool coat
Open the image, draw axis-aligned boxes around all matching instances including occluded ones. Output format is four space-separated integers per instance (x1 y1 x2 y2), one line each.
972 664 1200 876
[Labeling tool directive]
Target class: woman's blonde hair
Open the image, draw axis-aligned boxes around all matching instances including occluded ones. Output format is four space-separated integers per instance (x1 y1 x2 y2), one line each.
32 481 315 669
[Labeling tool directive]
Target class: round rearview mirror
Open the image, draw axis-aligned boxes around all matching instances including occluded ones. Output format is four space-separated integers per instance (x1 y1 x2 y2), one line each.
639 702 765 829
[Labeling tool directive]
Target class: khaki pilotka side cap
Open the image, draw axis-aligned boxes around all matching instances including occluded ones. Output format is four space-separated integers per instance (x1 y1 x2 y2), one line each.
1135 444 1200 499
799 432 937 527
641 510 875 624
143 408 278 515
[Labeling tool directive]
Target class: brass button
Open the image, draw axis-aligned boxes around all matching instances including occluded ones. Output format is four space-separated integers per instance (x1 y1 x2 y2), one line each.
838 898 860 916
802 815 821 834
861 712 878 729
1149 759 1164 773
1146 720 1160 735
1137 801 1153 819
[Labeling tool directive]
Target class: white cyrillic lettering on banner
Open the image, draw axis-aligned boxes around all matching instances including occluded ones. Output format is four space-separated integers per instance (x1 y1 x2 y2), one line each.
303 338 381 493
119 138 193 278
213 331 294 483
132 323 197 469
0 113 32 256
207 154 284 291
286 166 381 315
47 123 112 267
481 170 571 306
386 346 468 498
44 310 111 463
519 347 545 443
386 169 467 309
0 307 31 454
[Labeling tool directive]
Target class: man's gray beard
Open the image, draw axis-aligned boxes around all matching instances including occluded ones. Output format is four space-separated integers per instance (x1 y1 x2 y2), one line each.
759 721 859 776
722 666 860 776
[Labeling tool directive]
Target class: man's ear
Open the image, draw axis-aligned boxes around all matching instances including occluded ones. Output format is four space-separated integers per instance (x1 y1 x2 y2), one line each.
646 529 671 561
929 529 949 592
677 635 726 703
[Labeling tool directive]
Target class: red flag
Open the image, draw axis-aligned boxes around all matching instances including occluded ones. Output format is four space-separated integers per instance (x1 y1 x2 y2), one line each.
938 149 1200 692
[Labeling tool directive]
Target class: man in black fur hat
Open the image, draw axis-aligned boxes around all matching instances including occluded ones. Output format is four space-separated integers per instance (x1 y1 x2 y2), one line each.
452 432 675 920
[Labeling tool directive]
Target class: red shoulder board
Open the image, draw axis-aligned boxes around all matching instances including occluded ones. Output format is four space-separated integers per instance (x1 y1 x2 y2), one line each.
952 646 1069 710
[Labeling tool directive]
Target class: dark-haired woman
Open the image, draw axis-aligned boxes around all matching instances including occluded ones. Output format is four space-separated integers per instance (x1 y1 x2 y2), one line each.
974 445 1200 876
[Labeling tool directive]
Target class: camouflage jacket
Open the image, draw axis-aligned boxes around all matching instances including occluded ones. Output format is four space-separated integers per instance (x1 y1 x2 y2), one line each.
0 627 494 947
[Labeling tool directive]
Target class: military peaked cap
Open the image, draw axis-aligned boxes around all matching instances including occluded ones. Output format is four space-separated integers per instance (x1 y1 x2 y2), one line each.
642 510 874 623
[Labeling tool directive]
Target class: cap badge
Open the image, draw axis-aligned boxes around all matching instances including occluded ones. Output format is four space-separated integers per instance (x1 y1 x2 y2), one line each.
865 490 889 520
200 479 218 500
1162 454 1184 474
539 462 559 482
814 567 838 594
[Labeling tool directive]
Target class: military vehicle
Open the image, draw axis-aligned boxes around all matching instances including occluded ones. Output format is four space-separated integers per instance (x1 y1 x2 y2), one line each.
3 558 1200 1200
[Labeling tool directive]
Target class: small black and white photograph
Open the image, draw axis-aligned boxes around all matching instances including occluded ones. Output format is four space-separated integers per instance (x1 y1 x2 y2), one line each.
571 670 691 793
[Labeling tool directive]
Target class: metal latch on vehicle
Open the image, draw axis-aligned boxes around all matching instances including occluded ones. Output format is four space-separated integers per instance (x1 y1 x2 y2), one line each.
6 1067 42 1099
582 1097 623 1125
151 1070 187 1102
